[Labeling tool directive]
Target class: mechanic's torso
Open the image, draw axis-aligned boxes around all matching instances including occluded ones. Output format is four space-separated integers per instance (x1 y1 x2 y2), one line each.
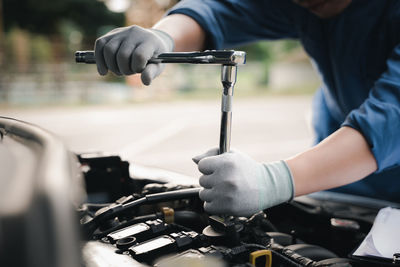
168 0 400 201
293 0 400 202
297 0 400 123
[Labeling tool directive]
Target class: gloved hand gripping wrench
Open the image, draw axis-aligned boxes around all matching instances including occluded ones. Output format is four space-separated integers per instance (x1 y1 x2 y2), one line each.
75 50 246 154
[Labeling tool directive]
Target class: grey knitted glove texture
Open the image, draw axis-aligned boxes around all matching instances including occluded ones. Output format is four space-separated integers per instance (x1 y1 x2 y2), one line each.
94 25 174 85
193 148 295 217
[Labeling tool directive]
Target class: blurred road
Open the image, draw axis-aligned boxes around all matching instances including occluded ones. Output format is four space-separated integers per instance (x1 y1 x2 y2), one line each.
0 95 313 178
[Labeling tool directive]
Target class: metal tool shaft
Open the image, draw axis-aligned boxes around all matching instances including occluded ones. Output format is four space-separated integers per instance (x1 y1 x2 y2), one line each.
75 50 246 65
219 65 237 154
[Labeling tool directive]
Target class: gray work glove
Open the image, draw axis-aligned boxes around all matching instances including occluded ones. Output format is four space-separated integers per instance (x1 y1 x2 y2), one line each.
193 148 295 217
94 25 174 85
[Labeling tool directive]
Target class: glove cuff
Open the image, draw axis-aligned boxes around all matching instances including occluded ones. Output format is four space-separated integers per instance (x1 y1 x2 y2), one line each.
280 160 295 201
150 29 175 52
259 160 295 209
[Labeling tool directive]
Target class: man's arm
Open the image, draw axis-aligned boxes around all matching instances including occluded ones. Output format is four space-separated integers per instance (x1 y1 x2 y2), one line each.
288 43 400 196
286 126 377 196
193 126 378 217
194 43 400 216
153 14 206 52
93 14 205 83
165 0 300 49
94 0 300 82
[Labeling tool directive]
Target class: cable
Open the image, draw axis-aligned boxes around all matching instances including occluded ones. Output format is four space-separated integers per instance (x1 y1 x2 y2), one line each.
82 188 200 236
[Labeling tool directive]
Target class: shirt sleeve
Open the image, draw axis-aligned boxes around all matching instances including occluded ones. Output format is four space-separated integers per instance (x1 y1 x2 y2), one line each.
343 43 400 172
166 0 300 49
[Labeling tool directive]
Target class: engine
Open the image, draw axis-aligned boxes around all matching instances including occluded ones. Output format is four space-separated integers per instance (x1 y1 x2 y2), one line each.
78 153 389 267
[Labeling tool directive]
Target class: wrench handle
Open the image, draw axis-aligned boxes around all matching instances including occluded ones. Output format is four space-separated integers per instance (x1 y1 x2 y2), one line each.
75 50 245 65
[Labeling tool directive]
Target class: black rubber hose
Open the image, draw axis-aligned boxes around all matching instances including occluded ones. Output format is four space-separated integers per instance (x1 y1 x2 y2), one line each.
83 188 200 236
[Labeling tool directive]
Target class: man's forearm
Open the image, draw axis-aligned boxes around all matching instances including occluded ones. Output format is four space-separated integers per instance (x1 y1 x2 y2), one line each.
153 14 206 52
286 126 378 196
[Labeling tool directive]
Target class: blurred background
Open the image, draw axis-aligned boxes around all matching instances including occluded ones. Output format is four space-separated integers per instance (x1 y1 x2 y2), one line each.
0 0 320 177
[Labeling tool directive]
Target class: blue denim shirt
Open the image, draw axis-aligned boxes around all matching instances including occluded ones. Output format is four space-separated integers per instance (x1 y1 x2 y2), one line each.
167 0 400 202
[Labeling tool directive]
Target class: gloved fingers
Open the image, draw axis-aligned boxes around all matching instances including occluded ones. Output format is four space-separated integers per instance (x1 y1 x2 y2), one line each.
116 41 137 75
199 174 216 189
131 42 156 74
204 200 254 217
203 202 229 215
192 147 220 164
199 188 215 202
103 38 122 76
141 63 164 85
94 36 110 76
107 26 125 35
198 155 224 175
203 202 216 215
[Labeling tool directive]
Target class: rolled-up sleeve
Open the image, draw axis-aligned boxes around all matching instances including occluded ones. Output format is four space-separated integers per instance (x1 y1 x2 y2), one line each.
343 44 400 171
166 0 299 49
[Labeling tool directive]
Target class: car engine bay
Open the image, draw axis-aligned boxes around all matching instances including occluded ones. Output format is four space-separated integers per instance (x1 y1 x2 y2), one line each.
78 153 399 267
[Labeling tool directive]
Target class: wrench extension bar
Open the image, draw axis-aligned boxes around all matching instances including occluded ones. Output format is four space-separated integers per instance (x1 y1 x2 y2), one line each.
75 50 246 66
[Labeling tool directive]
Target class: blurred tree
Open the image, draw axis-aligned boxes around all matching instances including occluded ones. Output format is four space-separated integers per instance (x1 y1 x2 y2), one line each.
0 0 4 98
0 0 3 66
3 0 124 41
8 28 30 72
1 0 126 98
239 40 300 86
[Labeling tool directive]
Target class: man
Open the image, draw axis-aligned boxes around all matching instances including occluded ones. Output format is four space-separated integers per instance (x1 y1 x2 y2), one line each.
94 0 400 216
